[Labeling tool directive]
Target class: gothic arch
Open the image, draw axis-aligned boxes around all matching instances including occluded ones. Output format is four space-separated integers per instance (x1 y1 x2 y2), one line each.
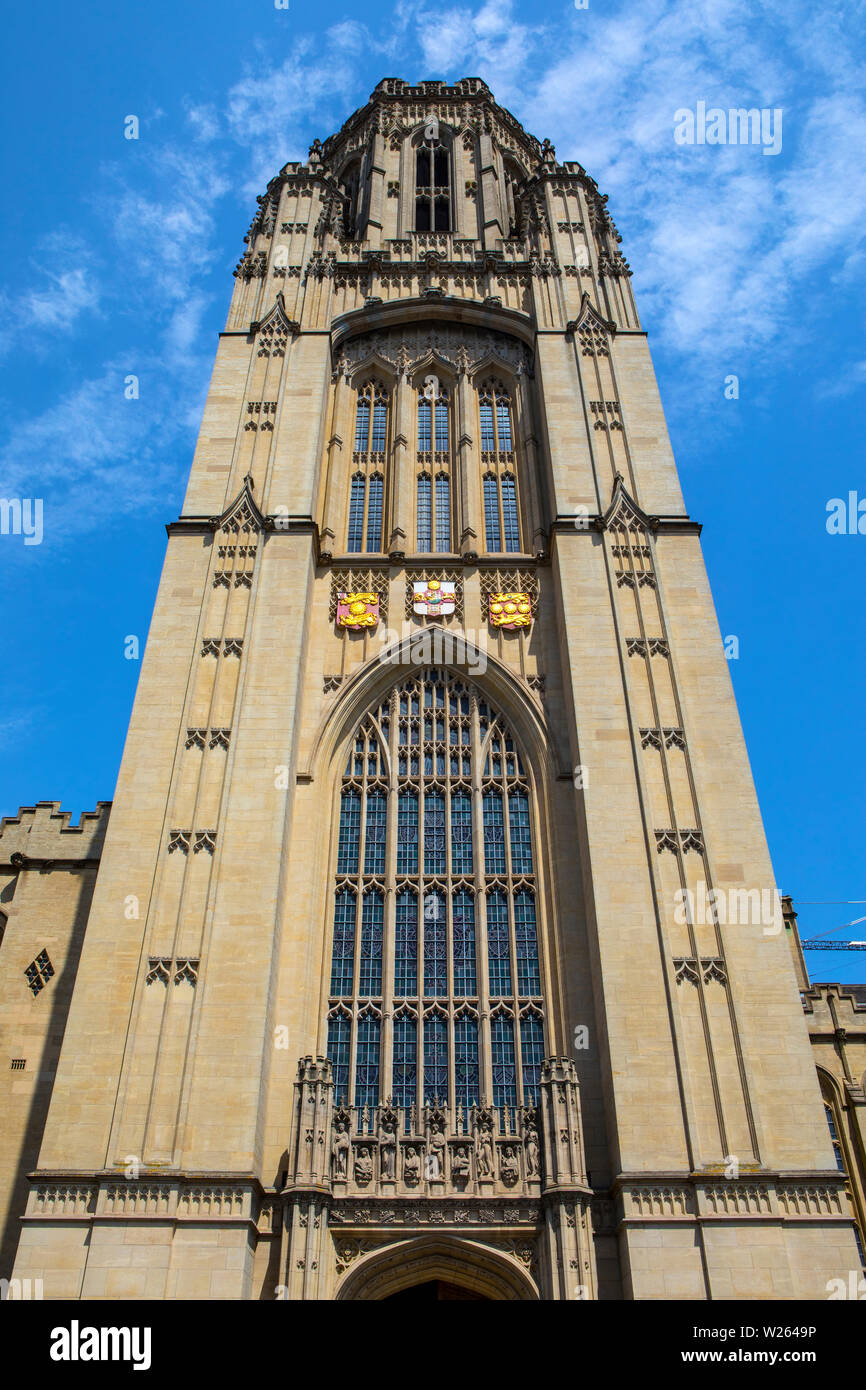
334 1235 539 1301
302 639 563 787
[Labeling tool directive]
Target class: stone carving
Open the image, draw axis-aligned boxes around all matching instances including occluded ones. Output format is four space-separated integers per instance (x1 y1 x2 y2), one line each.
523 1116 540 1177
332 1115 350 1180
500 1146 520 1186
451 1145 471 1181
336 324 533 382
380 1102 397 1180
476 1110 495 1178
403 1146 421 1185
354 1147 374 1186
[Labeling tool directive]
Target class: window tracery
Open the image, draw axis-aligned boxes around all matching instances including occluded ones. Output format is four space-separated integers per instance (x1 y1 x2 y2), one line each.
415 135 451 232
348 380 389 552
417 383 452 552
326 669 544 1115
479 381 520 552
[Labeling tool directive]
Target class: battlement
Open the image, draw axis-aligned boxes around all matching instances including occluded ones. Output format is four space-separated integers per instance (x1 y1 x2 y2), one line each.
0 801 111 864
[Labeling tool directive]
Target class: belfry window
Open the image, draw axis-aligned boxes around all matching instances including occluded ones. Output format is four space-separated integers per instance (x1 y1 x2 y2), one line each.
326 670 545 1116
348 381 388 552
416 385 452 551
415 138 451 232
479 381 520 553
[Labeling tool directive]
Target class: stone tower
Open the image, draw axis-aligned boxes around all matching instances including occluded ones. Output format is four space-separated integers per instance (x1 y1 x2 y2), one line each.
10 78 858 1300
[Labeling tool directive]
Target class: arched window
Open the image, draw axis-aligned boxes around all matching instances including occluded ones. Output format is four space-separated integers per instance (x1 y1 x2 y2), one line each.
822 1083 866 1266
326 670 545 1118
479 381 520 552
349 381 388 552
416 383 452 551
416 135 451 231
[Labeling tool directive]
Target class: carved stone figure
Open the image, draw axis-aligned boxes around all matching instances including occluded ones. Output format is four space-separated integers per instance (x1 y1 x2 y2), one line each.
525 1126 540 1177
477 1129 494 1178
332 1120 350 1180
451 1145 471 1181
428 1122 446 1180
380 1128 396 1180
354 1146 373 1186
500 1145 520 1186
403 1146 421 1185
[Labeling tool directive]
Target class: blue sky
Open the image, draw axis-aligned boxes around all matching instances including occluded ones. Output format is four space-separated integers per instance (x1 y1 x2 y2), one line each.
1 0 864 979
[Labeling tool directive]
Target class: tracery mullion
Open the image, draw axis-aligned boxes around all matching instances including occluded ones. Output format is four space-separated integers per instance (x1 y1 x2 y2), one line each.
499 729 526 1109
470 693 493 1105
381 696 399 1100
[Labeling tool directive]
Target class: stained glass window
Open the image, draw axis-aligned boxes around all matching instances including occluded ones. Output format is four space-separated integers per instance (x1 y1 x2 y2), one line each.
330 889 356 995
451 790 473 875
514 891 540 995
393 1014 417 1110
424 1014 448 1102
417 474 432 549
455 1015 479 1111
328 670 543 1108
479 382 520 553
366 474 383 551
347 474 365 553
520 1013 544 1105
355 1013 380 1109
359 889 383 996
491 1015 517 1108
424 890 447 996
364 790 386 875
327 1013 351 1103
397 790 418 875
453 891 476 995
483 474 501 552
350 382 388 552
435 475 450 551
483 791 506 875
336 789 360 874
508 790 532 873
487 890 511 995
395 890 418 995
424 791 446 876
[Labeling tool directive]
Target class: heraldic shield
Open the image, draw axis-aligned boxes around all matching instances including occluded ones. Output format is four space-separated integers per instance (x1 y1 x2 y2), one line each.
412 579 456 616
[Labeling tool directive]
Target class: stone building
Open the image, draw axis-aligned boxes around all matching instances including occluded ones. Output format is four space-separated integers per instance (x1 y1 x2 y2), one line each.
3 78 864 1299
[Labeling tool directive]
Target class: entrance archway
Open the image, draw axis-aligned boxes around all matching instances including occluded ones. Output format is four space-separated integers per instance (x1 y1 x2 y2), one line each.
383 1279 489 1301
335 1235 539 1301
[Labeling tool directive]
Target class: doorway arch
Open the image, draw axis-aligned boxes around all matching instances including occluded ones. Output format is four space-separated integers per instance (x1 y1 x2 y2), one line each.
334 1235 539 1301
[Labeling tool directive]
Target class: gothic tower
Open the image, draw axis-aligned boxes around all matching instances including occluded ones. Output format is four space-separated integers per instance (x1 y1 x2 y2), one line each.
11 78 859 1300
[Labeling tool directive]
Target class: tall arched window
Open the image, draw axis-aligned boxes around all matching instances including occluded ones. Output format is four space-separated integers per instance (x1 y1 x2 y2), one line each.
326 669 545 1120
479 380 520 553
348 380 388 552
822 1080 866 1267
416 383 451 551
416 136 451 231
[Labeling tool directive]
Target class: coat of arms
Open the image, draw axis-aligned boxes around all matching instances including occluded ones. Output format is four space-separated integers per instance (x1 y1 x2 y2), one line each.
488 592 532 629
337 592 380 629
412 579 456 616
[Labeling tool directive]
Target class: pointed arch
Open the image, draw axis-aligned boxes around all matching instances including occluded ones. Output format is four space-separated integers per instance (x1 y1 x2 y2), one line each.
334 1234 539 1301
315 660 565 1111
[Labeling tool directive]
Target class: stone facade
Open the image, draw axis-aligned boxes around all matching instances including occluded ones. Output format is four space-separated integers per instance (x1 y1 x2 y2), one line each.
0 802 110 1282
3 78 863 1299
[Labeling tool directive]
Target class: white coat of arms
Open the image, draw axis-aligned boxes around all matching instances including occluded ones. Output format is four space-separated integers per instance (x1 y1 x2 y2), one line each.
412 579 456 616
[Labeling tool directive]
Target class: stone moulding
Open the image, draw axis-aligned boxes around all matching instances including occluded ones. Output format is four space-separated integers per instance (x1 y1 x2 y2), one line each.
23 1174 268 1229
606 1173 852 1230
